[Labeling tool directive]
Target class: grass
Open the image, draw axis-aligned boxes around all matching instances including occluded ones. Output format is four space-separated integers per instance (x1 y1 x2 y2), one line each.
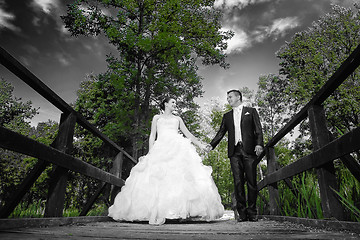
258 168 360 222
9 200 45 218
332 187 360 222
9 201 107 218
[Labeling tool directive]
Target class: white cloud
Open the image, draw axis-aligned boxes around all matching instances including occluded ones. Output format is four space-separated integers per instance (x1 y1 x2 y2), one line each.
224 28 250 54
270 17 299 37
59 24 71 35
253 16 300 42
32 0 59 14
214 0 271 9
0 8 21 32
55 52 70 66
215 0 300 53
223 16 300 54
31 0 71 38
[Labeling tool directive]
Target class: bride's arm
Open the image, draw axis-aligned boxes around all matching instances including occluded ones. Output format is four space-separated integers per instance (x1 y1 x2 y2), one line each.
149 115 159 151
178 116 205 149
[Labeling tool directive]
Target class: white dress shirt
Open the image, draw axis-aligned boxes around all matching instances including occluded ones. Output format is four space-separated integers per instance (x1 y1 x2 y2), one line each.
233 104 243 145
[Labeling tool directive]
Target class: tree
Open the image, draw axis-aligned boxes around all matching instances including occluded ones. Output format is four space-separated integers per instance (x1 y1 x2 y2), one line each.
0 78 38 131
276 4 360 138
62 0 233 158
239 86 255 105
256 74 288 140
0 78 39 205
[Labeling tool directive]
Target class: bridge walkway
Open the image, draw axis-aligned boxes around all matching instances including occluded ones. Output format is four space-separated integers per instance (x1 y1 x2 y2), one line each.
1 211 359 239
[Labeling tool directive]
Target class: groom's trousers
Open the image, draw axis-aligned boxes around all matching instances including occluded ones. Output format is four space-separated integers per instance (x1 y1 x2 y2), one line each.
229 142 257 219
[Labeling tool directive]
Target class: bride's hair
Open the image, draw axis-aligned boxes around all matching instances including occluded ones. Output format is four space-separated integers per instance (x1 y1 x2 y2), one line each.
160 97 172 111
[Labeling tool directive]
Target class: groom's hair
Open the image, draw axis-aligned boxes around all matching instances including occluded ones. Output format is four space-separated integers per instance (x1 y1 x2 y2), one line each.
227 89 242 102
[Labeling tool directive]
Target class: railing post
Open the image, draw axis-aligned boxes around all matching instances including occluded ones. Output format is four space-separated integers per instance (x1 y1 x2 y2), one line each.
266 147 280 215
44 112 76 217
110 152 124 204
308 105 344 220
80 152 124 216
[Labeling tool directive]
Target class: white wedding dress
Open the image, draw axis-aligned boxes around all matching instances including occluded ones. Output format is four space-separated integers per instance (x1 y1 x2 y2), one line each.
108 117 224 224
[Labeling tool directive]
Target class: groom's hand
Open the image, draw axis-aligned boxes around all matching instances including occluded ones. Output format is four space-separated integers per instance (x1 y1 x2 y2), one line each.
204 144 212 153
255 145 263 156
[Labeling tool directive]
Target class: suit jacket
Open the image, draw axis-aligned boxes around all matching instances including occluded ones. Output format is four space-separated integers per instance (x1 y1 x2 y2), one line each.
210 106 264 158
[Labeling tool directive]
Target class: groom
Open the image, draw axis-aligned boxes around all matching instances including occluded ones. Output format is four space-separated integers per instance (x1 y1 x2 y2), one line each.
206 89 264 222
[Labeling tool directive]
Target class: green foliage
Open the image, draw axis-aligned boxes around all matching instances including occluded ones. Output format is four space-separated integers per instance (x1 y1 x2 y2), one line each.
202 139 233 207
8 200 106 218
332 186 360 222
276 4 360 137
62 0 232 158
0 78 38 128
254 5 360 222
280 172 323 219
257 188 269 215
0 78 65 215
335 160 360 222
1 120 59 210
0 78 41 206
86 203 107 216
62 0 232 67
9 200 45 218
273 168 359 222
256 74 288 140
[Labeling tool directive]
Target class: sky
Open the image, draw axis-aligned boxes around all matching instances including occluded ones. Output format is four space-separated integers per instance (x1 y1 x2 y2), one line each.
0 0 359 126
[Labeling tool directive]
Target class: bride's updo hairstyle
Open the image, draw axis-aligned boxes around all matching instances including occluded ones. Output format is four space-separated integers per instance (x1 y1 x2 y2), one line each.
160 97 172 111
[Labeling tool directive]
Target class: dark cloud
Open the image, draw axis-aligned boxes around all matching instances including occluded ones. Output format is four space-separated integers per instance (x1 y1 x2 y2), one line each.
0 0 116 125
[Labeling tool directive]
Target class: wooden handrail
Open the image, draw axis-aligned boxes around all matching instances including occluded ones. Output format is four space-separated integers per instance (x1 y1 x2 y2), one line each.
257 126 360 190
0 46 137 218
0 126 124 187
256 44 360 165
0 46 136 164
256 44 360 219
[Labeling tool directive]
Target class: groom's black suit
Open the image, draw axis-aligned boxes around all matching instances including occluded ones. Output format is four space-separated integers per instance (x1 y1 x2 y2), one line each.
210 106 263 220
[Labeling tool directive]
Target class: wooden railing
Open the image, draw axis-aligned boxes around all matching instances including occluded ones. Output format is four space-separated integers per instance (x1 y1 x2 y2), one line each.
0 46 137 218
256 44 360 220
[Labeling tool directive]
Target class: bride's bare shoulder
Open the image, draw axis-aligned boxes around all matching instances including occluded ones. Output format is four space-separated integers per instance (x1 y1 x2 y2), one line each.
174 115 183 122
152 114 161 121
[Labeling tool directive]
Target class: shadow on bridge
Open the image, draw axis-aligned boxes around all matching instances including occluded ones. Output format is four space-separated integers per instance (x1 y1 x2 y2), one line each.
0 43 360 235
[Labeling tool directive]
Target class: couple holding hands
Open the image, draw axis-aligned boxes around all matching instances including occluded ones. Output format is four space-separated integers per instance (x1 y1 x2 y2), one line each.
108 90 264 225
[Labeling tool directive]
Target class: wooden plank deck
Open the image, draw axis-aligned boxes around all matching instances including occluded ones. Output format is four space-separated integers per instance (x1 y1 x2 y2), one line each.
1 211 360 240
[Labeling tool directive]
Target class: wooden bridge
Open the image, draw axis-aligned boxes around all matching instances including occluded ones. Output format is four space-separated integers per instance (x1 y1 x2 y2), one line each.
1 212 360 239
1 43 360 239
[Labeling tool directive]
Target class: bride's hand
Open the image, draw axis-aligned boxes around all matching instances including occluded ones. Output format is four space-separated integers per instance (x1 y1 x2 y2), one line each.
198 142 207 152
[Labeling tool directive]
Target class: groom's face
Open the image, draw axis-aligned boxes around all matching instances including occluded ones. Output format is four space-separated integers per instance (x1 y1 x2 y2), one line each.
227 92 241 107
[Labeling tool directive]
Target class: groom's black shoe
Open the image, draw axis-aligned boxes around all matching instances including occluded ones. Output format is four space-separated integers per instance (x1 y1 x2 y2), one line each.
237 210 248 222
237 217 248 222
248 215 258 222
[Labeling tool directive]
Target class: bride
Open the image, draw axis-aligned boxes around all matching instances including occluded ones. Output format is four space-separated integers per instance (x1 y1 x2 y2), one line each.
108 97 224 225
